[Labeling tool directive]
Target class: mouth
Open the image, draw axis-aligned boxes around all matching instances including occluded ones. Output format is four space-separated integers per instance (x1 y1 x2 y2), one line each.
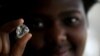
27 42 75 56
53 50 68 56
30 39 75 56
52 47 74 56
37 41 75 56
43 43 74 56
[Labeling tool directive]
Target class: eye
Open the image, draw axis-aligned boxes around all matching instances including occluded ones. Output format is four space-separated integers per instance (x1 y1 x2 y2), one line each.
62 16 80 27
32 19 44 28
38 22 44 27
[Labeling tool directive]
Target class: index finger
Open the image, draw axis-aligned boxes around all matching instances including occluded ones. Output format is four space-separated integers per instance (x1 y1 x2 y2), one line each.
0 18 24 33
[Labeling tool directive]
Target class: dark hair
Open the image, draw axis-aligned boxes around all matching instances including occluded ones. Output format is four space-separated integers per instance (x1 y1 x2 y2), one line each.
0 0 97 14
82 0 97 13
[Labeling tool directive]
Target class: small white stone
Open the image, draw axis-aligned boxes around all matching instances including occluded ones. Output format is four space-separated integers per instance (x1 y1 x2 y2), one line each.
16 24 29 38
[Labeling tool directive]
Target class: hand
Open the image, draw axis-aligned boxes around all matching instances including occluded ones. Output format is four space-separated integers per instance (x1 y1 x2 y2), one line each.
0 19 32 56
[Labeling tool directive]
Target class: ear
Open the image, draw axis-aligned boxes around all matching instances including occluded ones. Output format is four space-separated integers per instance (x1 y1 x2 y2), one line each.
82 0 97 13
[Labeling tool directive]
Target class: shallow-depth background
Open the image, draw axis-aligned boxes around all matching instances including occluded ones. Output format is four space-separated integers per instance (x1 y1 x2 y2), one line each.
83 2 100 56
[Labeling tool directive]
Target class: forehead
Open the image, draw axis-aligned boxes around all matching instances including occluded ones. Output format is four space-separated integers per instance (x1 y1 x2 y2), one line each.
31 0 83 15
33 0 81 7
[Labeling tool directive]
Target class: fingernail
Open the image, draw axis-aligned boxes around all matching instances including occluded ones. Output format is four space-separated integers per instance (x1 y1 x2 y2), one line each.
28 33 32 37
19 18 24 24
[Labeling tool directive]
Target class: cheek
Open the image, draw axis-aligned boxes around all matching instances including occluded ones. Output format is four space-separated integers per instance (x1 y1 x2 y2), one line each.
30 32 45 49
68 28 87 47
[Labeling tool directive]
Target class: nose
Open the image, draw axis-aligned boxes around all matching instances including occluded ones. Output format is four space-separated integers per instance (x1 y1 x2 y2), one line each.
46 20 67 46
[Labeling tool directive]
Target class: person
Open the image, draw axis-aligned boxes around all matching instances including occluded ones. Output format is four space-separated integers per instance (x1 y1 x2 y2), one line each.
0 0 96 56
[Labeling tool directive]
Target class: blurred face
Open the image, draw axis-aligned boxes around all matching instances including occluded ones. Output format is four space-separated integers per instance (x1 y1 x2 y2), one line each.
24 0 87 56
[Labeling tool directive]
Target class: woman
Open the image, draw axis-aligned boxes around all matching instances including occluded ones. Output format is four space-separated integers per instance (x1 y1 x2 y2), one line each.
0 0 96 56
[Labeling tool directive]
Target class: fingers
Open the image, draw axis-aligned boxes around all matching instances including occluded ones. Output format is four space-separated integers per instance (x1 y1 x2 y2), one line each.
11 33 32 56
0 33 10 55
0 18 24 33
0 38 2 53
0 18 24 55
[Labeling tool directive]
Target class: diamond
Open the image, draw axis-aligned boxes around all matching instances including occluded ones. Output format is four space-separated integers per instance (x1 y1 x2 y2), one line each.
16 24 30 38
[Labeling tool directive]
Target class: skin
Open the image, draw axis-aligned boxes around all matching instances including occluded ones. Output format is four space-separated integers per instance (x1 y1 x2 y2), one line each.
0 0 87 56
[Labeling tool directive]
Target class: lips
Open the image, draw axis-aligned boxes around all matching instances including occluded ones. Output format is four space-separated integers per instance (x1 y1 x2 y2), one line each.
51 45 73 56
53 50 68 56
53 48 69 56
32 38 74 56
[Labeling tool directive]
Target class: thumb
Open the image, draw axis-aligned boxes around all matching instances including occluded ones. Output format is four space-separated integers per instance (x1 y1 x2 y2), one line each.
11 33 32 56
